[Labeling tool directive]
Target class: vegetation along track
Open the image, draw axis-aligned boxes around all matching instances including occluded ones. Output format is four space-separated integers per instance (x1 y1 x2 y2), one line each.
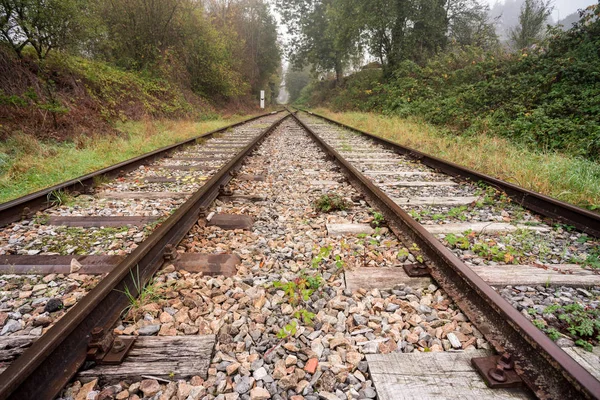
291 109 600 399
0 108 599 400
0 110 287 399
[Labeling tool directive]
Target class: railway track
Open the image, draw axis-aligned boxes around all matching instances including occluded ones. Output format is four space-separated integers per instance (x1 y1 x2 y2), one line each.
0 108 597 400
0 110 287 399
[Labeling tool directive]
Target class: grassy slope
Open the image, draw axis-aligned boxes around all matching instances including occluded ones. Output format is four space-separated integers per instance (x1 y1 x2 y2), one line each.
312 108 600 211
0 117 250 203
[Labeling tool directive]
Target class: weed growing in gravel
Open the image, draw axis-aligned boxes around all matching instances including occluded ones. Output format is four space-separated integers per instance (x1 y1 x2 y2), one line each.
47 189 75 207
273 271 321 339
92 174 111 187
273 271 323 305
277 321 298 339
340 143 353 152
314 194 350 212
371 211 385 227
536 303 600 351
447 206 469 221
117 266 161 322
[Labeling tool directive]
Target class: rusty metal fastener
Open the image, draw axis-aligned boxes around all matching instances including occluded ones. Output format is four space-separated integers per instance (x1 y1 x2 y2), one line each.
498 353 514 370
163 244 178 261
90 327 104 341
489 365 508 382
111 339 125 353
219 185 233 196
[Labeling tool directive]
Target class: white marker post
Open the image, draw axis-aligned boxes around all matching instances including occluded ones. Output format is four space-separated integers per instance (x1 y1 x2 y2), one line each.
260 90 265 109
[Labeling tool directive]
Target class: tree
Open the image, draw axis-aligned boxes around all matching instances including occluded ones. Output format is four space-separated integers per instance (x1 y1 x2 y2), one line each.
207 0 281 95
447 0 498 49
276 0 358 84
98 0 190 69
0 0 87 59
509 0 553 49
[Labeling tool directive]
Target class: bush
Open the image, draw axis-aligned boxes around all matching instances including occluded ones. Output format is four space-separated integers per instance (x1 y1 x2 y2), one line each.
300 5 600 161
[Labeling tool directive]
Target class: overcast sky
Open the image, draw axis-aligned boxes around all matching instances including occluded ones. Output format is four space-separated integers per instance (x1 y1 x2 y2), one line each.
485 0 597 21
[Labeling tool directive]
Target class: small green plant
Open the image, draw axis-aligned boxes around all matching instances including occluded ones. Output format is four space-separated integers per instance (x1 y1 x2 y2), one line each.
541 303 600 351
311 246 332 268
372 211 384 227
116 265 161 322
293 309 316 325
47 189 74 207
277 320 298 339
444 233 469 250
584 246 600 269
447 206 468 221
314 194 350 212
273 270 323 305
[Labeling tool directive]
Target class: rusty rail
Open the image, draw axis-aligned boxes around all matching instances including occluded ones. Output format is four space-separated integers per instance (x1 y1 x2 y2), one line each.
0 110 284 229
290 110 600 400
0 111 290 400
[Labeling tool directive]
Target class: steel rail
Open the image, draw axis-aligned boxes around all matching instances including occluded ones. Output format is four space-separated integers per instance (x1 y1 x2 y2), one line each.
290 110 600 400
296 108 600 237
0 112 290 400
0 110 284 229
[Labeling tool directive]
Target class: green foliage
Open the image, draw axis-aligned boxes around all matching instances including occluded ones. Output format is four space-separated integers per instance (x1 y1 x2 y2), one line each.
116 266 161 322
0 0 90 59
314 194 350 212
273 270 323 305
371 211 384 227
293 309 316 325
277 320 298 339
509 0 553 49
302 5 600 162
46 189 74 207
542 303 600 351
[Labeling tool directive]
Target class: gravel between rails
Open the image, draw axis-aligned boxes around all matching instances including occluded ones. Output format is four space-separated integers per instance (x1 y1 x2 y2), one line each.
59 117 488 400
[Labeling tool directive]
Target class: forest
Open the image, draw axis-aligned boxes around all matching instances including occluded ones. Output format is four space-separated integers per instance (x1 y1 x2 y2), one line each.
281 0 600 162
0 0 281 140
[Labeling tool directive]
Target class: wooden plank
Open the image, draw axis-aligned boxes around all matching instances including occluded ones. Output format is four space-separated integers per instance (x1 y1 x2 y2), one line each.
367 351 531 400
237 174 266 181
151 165 213 171
326 223 374 236
344 267 430 291
207 214 254 230
393 196 479 206
173 253 240 276
77 335 215 384
47 216 159 228
425 222 550 234
340 152 396 158
345 159 401 164
364 171 433 177
168 157 226 162
563 347 600 381
218 194 267 203
0 255 123 274
380 181 457 187
468 264 600 287
96 192 191 200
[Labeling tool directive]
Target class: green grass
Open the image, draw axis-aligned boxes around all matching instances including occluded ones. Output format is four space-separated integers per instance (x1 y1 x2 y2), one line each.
310 108 600 211
0 116 251 203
